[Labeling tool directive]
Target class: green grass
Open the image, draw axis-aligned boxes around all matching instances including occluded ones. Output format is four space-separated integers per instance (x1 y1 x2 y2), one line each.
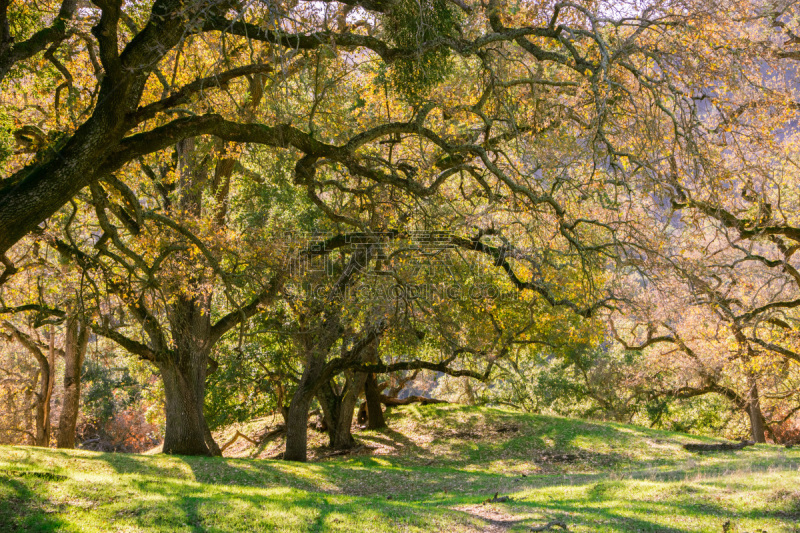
1 405 798 532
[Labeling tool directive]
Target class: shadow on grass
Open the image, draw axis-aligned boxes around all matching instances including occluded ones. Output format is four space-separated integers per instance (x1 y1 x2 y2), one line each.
87 436 800 503
355 427 432 460
509 497 701 533
96 450 195 480
2 440 798 533
0 474 67 532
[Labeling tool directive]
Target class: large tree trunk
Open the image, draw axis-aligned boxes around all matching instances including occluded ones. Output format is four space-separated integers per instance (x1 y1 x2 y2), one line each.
56 316 89 448
161 294 221 456
746 378 767 443
363 373 386 429
160 359 218 456
284 317 346 462
284 350 332 461
284 384 316 462
332 373 365 449
318 372 366 450
361 340 386 429
155 141 220 457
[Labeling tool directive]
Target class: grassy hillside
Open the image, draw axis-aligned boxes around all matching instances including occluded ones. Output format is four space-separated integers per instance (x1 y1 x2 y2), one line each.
1 405 798 532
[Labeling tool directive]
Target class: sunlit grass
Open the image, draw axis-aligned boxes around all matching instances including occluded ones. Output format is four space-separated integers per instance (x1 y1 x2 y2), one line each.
1 405 798 532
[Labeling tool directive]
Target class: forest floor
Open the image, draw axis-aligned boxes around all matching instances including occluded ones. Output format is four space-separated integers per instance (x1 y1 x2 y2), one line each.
0 405 798 532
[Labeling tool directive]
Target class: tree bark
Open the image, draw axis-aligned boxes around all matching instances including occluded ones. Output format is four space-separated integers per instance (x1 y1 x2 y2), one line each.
360 339 386 429
333 372 365 448
284 383 317 462
364 373 386 429
318 372 366 449
746 378 767 443
282 249 373 461
160 294 221 456
284 345 333 462
34 331 56 446
56 315 89 448
283 314 349 461
152 138 220 457
159 359 218 456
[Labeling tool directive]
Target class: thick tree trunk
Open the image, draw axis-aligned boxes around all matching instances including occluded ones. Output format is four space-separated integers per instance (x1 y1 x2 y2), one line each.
332 373 365 449
56 316 88 449
364 373 386 429
160 360 218 456
284 317 347 461
746 379 767 443
284 385 317 462
359 339 385 429
160 294 221 456
317 372 366 450
284 351 326 462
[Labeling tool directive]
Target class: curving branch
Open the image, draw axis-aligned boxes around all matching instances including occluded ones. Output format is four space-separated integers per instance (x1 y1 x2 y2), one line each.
209 273 284 346
0 0 77 83
130 63 275 124
91 323 160 363
351 357 495 381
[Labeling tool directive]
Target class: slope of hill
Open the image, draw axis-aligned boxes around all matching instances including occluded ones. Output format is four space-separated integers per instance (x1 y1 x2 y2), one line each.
1 405 798 532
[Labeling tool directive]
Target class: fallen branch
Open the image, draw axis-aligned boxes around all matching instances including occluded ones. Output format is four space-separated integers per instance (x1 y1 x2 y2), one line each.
530 520 569 532
220 430 258 453
683 440 754 452
380 394 448 406
318 444 372 459
482 492 512 504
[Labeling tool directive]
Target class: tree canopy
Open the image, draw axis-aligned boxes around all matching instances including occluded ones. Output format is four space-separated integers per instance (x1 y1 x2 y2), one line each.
2 0 800 457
